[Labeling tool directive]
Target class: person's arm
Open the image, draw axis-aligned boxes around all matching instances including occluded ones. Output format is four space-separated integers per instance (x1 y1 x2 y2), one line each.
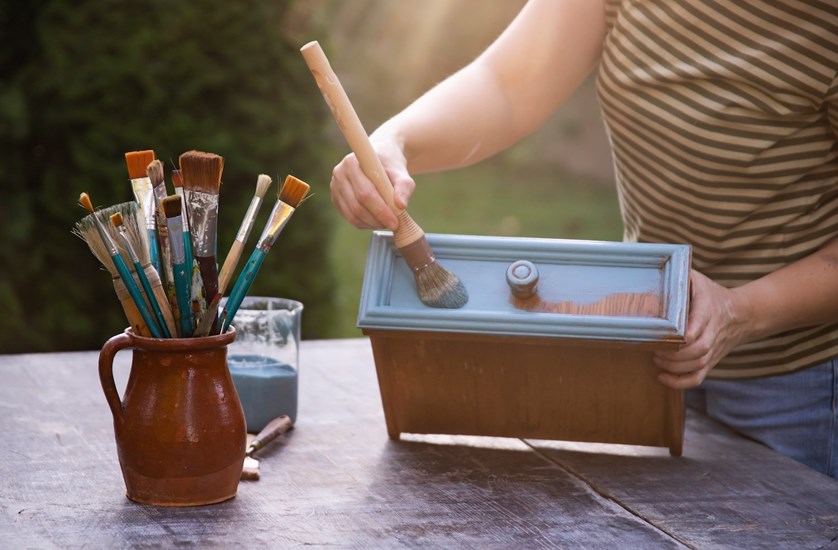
654 237 838 389
330 0 606 230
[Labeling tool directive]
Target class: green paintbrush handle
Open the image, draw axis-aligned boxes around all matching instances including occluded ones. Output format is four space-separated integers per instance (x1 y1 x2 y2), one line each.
132 260 172 338
172 259 193 338
112 252 163 338
221 248 267 333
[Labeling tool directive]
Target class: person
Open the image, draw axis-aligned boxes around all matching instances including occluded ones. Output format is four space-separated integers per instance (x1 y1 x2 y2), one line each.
329 0 838 477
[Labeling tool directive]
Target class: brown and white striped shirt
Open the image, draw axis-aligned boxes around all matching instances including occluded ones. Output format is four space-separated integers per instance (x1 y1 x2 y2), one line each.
596 0 838 377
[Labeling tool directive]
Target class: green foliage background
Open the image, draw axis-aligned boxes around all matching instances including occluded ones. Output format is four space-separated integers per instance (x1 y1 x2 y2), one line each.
0 0 336 352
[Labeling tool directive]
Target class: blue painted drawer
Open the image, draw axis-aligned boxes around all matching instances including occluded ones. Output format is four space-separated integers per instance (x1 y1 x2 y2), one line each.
358 232 691 456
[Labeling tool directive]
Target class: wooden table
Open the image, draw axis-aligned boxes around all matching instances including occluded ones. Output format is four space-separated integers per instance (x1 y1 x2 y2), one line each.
2 338 837 548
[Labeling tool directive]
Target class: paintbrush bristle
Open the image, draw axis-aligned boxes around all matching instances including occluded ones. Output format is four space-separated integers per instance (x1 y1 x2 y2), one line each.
75 202 142 274
125 150 156 180
255 174 272 199
110 212 124 228
161 195 182 219
179 150 224 194
147 159 166 191
415 263 469 309
278 175 310 208
79 192 95 214
172 169 183 189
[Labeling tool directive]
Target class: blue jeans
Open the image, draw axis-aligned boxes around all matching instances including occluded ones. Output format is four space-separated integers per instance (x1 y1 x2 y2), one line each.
687 358 838 478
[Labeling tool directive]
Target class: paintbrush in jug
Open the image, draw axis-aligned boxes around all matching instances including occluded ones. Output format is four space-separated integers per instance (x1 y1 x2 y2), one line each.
221 175 310 332
179 151 223 334
78 193 164 338
125 150 162 278
196 174 272 337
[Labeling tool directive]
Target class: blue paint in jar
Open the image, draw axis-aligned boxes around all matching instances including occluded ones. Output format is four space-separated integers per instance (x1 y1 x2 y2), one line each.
228 354 298 433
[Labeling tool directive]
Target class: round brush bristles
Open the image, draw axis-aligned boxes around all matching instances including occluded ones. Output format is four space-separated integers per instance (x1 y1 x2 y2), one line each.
415 262 469 309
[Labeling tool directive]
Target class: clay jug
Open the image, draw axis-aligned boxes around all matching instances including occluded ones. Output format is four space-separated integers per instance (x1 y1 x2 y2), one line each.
98 328 246 506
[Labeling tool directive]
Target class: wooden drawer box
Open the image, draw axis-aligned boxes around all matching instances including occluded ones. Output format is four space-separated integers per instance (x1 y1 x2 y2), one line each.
358 232 691 456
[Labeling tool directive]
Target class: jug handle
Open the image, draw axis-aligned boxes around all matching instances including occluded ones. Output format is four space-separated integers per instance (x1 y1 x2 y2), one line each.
98 332 131 426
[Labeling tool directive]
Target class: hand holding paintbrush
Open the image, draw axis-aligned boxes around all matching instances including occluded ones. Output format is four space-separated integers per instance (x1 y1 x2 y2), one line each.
221 175 310 333
300 40 468 309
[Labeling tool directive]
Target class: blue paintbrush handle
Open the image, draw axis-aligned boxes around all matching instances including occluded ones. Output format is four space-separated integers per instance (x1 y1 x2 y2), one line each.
184 230 194 280
112 253 163 338
133 261 172 338
148 229 162 278
222 248 267 332
172 259 193 338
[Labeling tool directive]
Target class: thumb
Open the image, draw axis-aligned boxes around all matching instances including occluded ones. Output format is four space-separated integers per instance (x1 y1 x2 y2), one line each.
389 169 416 211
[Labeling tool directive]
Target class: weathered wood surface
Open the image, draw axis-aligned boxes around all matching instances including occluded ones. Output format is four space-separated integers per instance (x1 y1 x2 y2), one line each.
1 338 837 549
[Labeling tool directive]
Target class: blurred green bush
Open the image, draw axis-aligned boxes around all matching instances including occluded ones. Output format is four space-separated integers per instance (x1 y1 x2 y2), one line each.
0 0 335 352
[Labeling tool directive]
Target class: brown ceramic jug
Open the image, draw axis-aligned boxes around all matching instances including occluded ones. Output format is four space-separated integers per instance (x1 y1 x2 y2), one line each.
98 328 246 506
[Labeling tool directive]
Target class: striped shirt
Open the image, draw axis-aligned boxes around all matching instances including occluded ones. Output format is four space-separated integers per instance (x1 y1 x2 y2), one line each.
596 0 838 378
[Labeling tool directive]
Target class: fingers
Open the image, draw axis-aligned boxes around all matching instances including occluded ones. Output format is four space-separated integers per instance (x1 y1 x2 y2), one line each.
331 154 401 230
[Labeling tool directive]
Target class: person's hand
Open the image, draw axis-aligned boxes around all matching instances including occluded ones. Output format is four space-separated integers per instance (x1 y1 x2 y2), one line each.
654 269 753 389
330 139 416 231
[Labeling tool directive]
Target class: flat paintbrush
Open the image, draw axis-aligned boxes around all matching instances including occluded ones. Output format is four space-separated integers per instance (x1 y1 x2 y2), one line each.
195 174 272 337
125 150 162 278
161 195 193 337
173 168 207 326
221 175 310 333
179 151 223 334
110 212 172 338
301 40 468 309
78 193 164 338
147 160 174 298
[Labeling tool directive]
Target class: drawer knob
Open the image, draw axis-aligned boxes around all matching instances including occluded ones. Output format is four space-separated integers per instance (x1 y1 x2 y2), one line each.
506 260 539 299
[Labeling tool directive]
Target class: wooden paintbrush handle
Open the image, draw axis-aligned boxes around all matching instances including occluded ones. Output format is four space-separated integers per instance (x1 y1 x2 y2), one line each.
247 415 293 455
113 277 150 337
302 41 420 246
218 239 244 296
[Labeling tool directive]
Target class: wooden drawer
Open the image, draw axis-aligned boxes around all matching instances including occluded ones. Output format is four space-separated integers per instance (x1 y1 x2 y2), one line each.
358 232 691 455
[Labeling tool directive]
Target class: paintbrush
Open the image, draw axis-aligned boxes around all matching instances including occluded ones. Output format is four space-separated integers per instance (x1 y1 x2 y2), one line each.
195 174 272 337
241 415 294 481
173 168 207 328
221 175 310 333
218 174 272 295
161 195 194 337
78 193 164 338
179 151 223 334
300 40 468 309
74 207 150 337
107 201 177 338
147 160 174 297
110 212 173 338
125 150 162 278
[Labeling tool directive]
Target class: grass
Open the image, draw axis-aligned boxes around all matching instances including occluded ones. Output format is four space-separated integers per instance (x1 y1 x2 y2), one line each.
327 159 624 338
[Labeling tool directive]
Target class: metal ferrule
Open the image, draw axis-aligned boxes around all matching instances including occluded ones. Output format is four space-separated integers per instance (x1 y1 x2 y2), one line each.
90 215 119 256
256 201 295 252
235 196 263 242
176 189 190 232
115 228 140 264
131 177 156 230
167 216 186 264
186 190 219 256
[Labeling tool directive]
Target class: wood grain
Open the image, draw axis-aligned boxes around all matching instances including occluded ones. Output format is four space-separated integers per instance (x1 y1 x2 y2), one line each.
1 339 836 548
366 329 684 455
